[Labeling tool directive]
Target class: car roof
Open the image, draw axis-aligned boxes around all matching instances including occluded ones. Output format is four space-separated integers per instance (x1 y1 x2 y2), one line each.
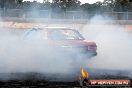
32 27 76 31
45 27 68 29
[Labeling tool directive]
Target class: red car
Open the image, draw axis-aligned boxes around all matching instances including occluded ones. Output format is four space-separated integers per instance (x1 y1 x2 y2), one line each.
24 27 97 58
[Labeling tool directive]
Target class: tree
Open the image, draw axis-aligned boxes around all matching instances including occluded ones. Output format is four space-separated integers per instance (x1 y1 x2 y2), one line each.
81 1 103 14
113 0 129 12
40 0 51 9
102 0 114 12
52 0 81 10
0 0 23 9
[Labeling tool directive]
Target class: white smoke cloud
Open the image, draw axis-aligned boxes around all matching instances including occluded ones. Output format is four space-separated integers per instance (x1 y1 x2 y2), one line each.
81 15 132 71
0 15 132 80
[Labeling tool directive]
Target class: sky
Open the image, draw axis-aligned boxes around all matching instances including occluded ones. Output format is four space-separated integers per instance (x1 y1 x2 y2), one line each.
23 0 104 4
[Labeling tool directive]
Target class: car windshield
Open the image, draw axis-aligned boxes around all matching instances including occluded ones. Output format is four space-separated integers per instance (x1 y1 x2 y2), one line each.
25 28 84 40
24 28 48 40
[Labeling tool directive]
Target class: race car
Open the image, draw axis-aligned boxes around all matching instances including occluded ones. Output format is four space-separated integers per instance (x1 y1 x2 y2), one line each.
24 27 97 58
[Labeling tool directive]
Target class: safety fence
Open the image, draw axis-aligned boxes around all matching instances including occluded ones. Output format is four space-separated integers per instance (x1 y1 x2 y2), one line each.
0 9 132 20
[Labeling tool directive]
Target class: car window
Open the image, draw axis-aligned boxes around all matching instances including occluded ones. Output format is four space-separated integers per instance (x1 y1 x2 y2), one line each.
25 29 48 40
49 29 84 40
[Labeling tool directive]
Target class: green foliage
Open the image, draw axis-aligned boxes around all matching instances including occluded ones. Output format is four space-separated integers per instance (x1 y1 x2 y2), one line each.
0 0 23 8
0 0 132 12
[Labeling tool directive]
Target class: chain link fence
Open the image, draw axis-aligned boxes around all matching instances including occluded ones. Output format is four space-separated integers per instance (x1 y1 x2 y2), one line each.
1 9 132 20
